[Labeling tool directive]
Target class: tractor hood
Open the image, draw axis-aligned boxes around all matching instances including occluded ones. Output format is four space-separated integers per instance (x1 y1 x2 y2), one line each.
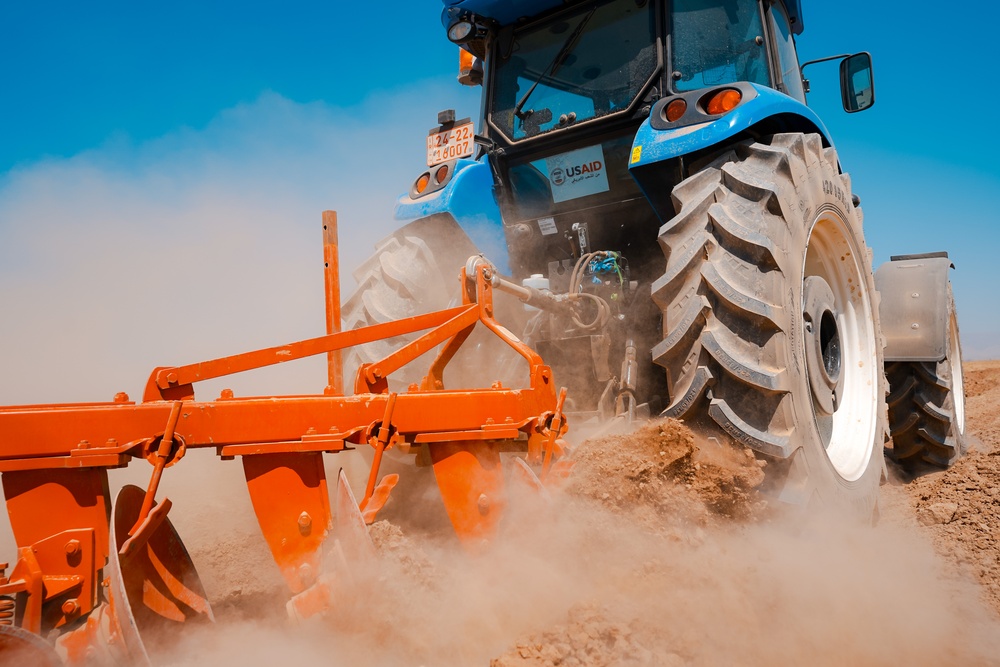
441 0 803 33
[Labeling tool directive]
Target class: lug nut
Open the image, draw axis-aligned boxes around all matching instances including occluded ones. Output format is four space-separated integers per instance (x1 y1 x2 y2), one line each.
62 599 79 615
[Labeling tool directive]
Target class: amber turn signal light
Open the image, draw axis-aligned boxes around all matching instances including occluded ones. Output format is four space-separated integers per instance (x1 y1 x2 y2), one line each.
706 89 742 115
665 98 687 122
435 164 450 184
415 173 431 193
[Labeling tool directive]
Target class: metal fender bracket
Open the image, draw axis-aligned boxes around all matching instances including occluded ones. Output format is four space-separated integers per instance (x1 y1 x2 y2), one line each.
875 253 954 362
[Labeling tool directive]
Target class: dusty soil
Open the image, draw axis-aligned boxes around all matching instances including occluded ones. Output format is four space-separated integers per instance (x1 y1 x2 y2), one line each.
166 362 1000 666
564 419 767 528
881 360 1000 615
491 360 1000 667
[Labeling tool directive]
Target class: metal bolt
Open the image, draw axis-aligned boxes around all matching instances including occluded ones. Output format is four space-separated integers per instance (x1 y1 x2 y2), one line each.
61 599 79 615
911 323 920 330
113 392 129 403
65 540 81 557
219 388 234 400
166 372 179 384
911 292 920 298
76 440 90 450
298 563 314 586
477 493 491 516
297 511 312 534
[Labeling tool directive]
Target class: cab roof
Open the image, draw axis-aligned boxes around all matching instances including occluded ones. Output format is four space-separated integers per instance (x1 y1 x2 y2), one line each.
442 0 804 34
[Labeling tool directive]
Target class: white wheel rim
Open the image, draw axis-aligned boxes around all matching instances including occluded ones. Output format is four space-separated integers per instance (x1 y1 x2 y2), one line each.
950 312 966 435
803 211 879 482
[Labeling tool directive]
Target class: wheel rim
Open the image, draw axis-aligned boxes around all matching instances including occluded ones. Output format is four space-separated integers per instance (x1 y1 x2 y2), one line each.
950 312 966 435
803 210 879 481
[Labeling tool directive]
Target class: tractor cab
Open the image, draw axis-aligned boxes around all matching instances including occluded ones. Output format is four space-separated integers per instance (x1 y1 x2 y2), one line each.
441 0 819 286
406 0 874 413
431 0 819 408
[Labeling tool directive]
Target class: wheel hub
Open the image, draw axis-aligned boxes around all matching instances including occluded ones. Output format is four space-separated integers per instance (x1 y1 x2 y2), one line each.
803 276 843 416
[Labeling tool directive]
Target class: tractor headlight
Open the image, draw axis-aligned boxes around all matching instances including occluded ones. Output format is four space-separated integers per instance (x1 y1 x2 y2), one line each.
447 19 474 43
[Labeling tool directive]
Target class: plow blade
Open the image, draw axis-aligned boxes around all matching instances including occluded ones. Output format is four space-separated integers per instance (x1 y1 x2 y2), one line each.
242 453 331 595
430 441 506 548
334 469 377 564
109 485 213 666
286 469 375 621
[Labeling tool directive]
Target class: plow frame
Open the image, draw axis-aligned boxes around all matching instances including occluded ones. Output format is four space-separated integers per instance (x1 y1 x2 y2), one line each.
0 211 568 664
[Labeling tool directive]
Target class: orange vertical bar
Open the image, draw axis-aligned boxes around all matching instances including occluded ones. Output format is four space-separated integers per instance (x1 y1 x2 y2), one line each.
322 210 343 395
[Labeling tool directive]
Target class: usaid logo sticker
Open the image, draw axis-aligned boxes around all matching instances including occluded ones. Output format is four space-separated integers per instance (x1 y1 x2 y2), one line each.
545 144 610 203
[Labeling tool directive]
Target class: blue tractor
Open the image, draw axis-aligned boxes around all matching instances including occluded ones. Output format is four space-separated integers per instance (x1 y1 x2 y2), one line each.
343 0 965 516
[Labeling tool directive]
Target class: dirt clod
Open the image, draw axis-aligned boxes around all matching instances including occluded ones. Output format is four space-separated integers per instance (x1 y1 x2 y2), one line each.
566 419 766 530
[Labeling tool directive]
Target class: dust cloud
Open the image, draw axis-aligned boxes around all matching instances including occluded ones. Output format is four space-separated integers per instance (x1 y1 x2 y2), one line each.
148 420 1000 667
0 83 475 561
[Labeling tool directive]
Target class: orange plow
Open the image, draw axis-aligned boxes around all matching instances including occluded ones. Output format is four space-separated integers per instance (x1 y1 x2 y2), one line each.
0 212 570 665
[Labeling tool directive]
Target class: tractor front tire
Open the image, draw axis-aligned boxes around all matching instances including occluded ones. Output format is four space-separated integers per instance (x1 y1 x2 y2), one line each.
886 288 966 467
652 133 887 518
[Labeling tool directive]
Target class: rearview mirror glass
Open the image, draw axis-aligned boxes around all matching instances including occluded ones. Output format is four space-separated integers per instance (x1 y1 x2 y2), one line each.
840 52 875 113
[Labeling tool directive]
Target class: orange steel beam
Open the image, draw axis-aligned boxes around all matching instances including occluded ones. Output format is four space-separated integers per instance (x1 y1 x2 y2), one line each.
322 211 343 395
144 304 472 401
0 386 555 469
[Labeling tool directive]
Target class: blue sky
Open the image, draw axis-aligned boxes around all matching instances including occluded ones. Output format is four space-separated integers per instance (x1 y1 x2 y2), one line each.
1 0 998 403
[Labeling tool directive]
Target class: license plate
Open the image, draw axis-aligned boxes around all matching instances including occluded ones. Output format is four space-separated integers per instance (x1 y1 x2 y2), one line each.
426 122 475 167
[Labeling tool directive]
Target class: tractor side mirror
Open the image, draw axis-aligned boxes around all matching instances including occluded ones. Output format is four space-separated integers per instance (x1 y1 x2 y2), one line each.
840 52 875 113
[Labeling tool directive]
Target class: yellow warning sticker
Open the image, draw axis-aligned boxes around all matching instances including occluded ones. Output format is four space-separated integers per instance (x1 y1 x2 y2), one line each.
630 145 642 164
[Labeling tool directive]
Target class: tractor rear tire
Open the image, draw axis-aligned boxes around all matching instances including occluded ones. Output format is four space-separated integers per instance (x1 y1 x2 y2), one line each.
885 289 966 467
341 215 525 392
652 133 887 518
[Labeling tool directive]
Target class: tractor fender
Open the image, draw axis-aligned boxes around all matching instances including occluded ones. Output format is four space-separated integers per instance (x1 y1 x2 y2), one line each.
629 84 832 169
874 253 955 362
394 158 511 275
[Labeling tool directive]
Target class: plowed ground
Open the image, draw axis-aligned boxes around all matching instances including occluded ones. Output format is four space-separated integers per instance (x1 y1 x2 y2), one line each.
881 360 1000 614
167 362 1000 666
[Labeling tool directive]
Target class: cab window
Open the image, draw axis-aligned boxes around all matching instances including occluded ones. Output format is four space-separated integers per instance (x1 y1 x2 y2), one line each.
671 0 770 90
767 2 805 102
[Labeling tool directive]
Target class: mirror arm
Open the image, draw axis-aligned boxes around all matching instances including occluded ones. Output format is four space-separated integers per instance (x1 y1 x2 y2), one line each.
799 53 853 72
799 53 853 91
